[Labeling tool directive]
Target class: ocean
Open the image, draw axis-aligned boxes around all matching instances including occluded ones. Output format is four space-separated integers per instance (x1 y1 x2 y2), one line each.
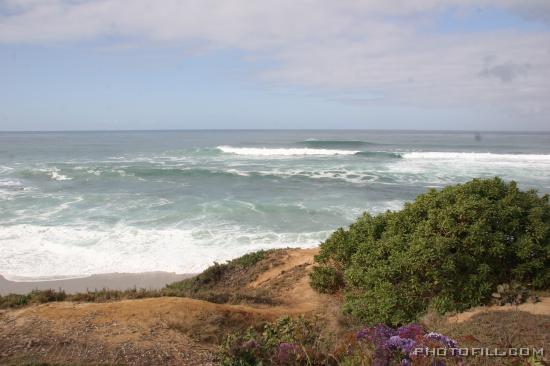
1 130 550 280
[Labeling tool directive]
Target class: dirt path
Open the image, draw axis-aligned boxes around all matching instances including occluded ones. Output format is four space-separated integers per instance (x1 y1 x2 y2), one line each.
250 248 318 288
447 296 550 323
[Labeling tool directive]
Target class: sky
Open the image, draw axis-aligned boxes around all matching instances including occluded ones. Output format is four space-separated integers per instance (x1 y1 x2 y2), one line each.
1 0 550 131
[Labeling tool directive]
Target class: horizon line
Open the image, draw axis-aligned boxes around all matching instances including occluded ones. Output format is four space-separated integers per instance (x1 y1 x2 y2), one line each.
1 128 550 134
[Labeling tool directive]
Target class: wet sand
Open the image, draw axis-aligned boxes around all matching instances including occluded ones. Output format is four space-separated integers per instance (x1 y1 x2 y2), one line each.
0 272 194 295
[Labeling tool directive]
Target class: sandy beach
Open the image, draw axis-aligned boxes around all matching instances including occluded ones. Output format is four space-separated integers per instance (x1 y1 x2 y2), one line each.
0 272 193 295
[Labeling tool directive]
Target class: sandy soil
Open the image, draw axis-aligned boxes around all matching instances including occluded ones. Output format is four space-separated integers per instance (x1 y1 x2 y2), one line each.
250 247 318 288
447 296 550 323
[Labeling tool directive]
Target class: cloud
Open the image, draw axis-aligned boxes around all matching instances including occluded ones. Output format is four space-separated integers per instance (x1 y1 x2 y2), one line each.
1 0 550 122
479 61 531 83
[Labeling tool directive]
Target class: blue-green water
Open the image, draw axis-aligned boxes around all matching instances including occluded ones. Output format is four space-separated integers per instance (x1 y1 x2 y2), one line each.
1 130 550 280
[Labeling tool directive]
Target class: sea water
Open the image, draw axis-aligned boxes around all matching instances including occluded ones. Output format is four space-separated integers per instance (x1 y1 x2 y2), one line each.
1 130 549 280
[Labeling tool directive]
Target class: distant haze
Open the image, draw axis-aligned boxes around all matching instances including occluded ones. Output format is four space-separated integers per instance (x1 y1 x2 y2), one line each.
1 1 550 131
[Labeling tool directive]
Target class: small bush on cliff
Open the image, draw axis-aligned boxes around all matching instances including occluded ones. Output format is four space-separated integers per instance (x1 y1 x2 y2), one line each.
310 177 550 325
221 316 329 365
309 266 344 294
165 250 266 295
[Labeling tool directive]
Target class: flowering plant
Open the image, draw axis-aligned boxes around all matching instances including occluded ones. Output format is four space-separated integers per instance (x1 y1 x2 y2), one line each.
355 323 460 366
221 318 461 365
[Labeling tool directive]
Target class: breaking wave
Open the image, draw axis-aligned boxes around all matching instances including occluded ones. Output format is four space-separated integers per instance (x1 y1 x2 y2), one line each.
298 139 375 148
354 151 402 159
0 224 329 280
217 146 359 156
402 152 550 162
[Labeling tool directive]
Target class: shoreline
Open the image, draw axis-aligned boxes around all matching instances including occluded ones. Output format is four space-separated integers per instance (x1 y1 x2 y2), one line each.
0 272 194 295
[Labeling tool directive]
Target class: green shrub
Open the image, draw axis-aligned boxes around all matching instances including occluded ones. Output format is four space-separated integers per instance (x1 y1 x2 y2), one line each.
309 266 343 294
231 250 266 267
311 177 550 325
166 250 267 295
0 293 29 308
221 316 327 365
29 289 67 303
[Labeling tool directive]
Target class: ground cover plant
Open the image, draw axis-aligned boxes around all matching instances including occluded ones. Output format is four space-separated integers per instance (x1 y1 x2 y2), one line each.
221 317 463 365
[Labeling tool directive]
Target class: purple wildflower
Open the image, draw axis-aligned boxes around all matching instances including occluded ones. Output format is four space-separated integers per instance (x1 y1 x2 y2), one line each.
397 323 424 339
276 342 303 363
424 332 458 348
356 324 458 365
386 335 417 355
356 324 396 347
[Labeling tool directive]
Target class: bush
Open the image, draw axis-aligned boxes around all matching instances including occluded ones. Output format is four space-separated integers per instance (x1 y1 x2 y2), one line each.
311 177 550 325
29 289 67 303
221 315 325 365
309 266 343 294
232 250 266 267
0 293 29 308
166 250 267 295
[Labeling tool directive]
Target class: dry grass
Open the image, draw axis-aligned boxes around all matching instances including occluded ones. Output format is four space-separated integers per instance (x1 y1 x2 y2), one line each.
0 248 330 365
426 309 550 365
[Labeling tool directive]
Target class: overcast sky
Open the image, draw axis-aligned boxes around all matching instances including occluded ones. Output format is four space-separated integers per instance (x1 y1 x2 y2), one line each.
1 0 549 131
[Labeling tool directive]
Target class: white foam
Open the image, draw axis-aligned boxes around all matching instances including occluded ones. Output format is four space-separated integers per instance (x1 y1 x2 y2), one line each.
36 167 72 181
0 224 330 280
246 166 384 185
49 169 71 181
0 165 14 174
0 179 28 200
386 151 550 186
403 152 550 162
86 169 102 176
225 168 251 177
217 146 359 156
0 179 23 189
39 196 84 219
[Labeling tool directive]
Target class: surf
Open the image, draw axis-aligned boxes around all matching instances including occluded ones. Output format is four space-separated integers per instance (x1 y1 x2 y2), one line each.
297 139 375 149
217 146 359 156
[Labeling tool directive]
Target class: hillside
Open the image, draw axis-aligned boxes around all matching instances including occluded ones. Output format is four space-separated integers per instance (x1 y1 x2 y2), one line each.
0 248 548 365
0 248 340 365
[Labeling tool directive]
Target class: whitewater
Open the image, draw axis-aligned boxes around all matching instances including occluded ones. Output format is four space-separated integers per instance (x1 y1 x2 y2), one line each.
1 130 549 280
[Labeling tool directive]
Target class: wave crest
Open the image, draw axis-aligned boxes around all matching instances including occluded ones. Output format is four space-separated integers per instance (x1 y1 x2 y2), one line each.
217 146 358 156
403 152 550 162
354 151 402 159
298 139 374 148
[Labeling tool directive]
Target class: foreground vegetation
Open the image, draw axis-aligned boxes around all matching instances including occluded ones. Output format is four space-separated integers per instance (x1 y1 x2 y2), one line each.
310 177 550 325
221 308 550 366
221 316 465 366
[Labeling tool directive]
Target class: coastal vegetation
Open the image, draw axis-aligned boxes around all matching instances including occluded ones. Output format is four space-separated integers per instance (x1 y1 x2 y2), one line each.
310 177 550 325
221 318 464 366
